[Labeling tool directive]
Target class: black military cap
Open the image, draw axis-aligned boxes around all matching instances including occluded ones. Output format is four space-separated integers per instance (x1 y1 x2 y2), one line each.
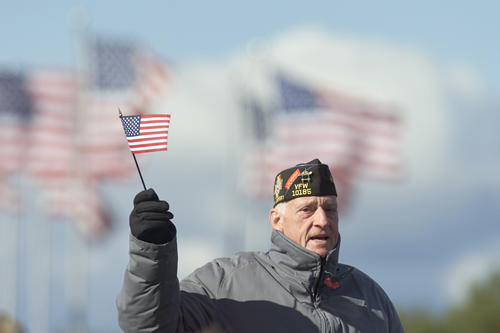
273 158 337 207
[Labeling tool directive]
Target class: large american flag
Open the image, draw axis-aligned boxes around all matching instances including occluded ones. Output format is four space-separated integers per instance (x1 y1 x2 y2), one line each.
25 69 78 179
242 73 403 210
2 37 170 238
72 38 168 236
0 72 33 210
80 37 170 179
120 114 170 154
22 68 112 236
0 73 32 174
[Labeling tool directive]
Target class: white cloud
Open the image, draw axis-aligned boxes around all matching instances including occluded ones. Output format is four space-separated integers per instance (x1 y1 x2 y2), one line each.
153 62 241 161
444 62 486 101
177 237 224 279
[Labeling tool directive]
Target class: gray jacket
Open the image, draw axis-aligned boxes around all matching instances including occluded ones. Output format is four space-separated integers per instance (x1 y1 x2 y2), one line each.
117 230 404 333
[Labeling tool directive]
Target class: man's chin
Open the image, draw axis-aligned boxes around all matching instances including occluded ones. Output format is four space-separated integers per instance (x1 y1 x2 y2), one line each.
308 246 329 258
306 239 333 257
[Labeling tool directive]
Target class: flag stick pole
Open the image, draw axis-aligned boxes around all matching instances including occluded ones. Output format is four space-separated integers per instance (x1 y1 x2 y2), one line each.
132 153 147 190
119 108 147 191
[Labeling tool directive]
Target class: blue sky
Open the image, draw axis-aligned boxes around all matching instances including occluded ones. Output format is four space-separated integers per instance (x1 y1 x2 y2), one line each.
1 1 499 332
2 1 499 92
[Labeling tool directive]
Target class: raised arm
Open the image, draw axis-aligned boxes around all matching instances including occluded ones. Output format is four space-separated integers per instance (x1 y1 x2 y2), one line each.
116 189 225 333
116 189 180 333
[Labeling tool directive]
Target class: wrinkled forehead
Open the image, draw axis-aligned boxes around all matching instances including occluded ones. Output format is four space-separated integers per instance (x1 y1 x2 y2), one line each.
286 195 338 207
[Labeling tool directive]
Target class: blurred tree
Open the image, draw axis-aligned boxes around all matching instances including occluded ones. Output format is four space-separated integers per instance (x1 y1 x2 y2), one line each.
400 308 442 333
0 313 24 333
400 268 500 333
443 270 500 333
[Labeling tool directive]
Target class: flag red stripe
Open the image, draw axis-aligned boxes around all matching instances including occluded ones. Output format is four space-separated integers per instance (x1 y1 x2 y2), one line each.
126 136 167 143
141 114 170 119
136 130 169 136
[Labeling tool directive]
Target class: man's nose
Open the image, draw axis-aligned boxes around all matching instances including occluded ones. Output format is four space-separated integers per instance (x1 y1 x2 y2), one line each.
313 207 329 227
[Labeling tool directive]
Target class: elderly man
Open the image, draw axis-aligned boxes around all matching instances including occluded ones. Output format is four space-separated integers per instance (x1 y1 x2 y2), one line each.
117 159 404 332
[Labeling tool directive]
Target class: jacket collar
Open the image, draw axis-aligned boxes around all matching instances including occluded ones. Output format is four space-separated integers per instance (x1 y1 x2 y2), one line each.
267 230 340 297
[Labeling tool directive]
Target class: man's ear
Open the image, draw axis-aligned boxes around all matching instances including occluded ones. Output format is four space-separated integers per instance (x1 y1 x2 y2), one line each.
269 208 283 232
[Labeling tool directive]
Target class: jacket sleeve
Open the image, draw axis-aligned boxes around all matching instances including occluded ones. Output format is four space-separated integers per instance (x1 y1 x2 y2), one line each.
386 298 404 333
116 234 225 333
374 280 404 333
116 234 181 333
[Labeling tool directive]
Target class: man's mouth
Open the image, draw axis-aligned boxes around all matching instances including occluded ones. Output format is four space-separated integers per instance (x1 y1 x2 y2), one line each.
309 235 329 241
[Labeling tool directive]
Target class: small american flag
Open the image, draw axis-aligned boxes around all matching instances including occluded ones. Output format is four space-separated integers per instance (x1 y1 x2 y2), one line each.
81 37 170 178
120 114 171 154
23 68 114 237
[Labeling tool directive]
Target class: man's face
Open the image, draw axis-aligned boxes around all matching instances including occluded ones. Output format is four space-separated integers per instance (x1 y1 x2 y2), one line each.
270 195 339 257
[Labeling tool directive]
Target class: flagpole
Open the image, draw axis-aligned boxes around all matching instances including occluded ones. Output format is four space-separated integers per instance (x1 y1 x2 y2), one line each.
68 12 92 332
132 154 147 191
119 108 147 191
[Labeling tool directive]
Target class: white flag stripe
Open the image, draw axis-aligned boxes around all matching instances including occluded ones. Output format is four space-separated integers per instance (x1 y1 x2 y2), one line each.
264 142 401 163
139 127 169 134
30 133 72 144
0 128 23 139
273 126 401 148
270 129 399 147
268 142 400 162
26 68 77 180
28 163 74 174
140 121 170 127
31 102 74 114
323 112 400 132
30 119 73 131
28 143 74 155
273 113 400 132
1 145 24 155
273 115 400 140
127 133 169 140
0 160 23 171
277 102 399 124
128 138 167 146
265 148 401 167
140 116 170 122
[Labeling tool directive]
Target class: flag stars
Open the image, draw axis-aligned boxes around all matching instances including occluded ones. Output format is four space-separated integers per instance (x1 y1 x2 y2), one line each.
121 116 141 137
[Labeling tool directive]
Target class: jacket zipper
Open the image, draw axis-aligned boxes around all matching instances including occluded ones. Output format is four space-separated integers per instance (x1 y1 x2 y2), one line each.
312 258 329 333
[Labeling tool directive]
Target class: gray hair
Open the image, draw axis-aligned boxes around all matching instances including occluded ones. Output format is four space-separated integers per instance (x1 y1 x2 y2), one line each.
274 202 287 215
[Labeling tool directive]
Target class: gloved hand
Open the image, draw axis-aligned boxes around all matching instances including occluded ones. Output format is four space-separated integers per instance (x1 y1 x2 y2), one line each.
129 188 176 244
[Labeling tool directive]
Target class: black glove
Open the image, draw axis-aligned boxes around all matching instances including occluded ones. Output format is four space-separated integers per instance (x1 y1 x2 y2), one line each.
129 188 176 244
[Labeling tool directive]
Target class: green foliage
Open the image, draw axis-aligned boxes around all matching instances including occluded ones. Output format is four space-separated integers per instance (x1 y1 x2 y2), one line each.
400 269 500 333
399 308 442 333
